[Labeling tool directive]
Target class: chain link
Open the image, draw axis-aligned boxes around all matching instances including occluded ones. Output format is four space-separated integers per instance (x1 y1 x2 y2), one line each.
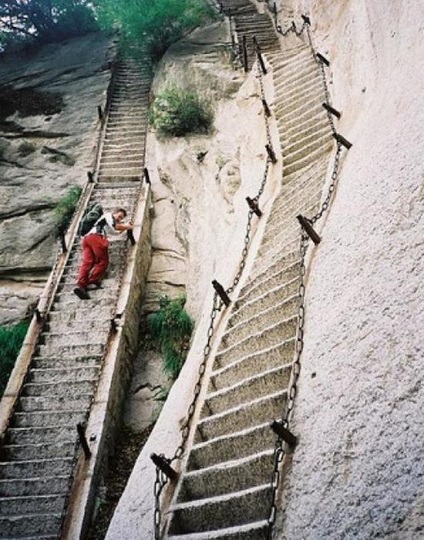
262 4 347 539
153 39 277 539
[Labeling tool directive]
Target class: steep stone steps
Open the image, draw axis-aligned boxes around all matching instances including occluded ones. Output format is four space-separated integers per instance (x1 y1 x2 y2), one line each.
229 279 299 327
0 512 62 537
0 476 69 497
0 55 151 537
164 1 336 536
178 450 274 501
195 391 286 443
222 297 298 347
0 493 65 515
188 423 274 471
168 485 272 535
204 365 290 415
167 521 268 540
31 354 102 370
1 442 76 461
11 409 87 427
211 347 292 392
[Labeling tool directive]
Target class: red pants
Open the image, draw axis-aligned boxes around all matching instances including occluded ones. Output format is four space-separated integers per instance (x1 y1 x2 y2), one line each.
77 234 109 289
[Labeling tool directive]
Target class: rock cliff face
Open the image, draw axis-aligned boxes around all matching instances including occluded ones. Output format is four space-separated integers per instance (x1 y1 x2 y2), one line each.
0 32 113 325
274 0 424 538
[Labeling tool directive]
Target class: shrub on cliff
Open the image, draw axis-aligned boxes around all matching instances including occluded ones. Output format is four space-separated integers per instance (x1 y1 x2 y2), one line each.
0 322 29 396
95 0 215 62
149 295 194 380
54 185 82 236
150 86 214 137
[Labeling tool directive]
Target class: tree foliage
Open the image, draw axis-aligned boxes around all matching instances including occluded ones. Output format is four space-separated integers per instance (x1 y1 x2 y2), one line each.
0 0 98 49
94 0 215 61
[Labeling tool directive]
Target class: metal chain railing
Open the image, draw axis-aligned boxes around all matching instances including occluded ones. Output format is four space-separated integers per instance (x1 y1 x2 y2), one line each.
152 45 276 538
263 5 349 539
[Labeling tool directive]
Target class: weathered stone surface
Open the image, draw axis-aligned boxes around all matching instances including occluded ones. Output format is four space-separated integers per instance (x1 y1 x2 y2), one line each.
273 1 424 539
0 31 114 324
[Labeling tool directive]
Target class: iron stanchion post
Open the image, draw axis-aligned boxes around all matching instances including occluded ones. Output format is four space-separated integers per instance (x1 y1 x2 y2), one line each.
265 143 277 164
77 423 92 459
59 231 67 253
242 35 248 72
297 215 321 245
270 420 298 448
262 99 272 117
253 36 267 75
144 167 151 185
323 102 341 119
246 197 262 217
316 52 330 66
212 280 231 307
150 453 178 481
333 132 352 149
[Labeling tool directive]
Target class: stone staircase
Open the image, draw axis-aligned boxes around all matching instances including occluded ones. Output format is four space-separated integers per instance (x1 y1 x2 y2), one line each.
0 57 150 539
163 2 334 538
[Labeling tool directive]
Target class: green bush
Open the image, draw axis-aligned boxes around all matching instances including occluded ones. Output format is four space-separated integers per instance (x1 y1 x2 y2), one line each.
148 295 194 380
95 0 215 62
0 322 29 396
151 86 214 137
55 185 82 236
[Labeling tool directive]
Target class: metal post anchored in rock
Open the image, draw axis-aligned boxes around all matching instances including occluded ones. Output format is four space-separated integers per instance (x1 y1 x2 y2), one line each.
150 453 178 482
242 35 248 72
59 231 67 253
333 132 352 149
270 420 298 449
323 102 341 119
253 36 267 75
97 105 104 122
77 423 92 459
262 99 271 117
212 280 231 307
297 215 321 245
246 197 262 217
127 229 136 246
87 171 94 183
316 52 330 67
144 167 151 185
265 143 277 164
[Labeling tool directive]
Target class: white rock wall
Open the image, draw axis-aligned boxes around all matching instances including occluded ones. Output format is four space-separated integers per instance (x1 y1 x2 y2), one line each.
273 0 424 537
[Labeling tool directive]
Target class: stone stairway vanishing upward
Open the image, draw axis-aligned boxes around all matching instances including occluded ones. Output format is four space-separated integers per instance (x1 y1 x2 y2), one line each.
164 2 334 538
0 57 150 539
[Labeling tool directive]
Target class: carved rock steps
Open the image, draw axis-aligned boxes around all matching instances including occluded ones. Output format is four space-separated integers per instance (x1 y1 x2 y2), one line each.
165 14 335 539
0 57 151 537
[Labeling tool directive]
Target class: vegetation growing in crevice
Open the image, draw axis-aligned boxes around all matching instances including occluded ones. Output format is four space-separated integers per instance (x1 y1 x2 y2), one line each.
149 295 194 380
150 85 214 137
17 141 37 157
0 321 30 396
54 185 82 236
95 0 216 62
